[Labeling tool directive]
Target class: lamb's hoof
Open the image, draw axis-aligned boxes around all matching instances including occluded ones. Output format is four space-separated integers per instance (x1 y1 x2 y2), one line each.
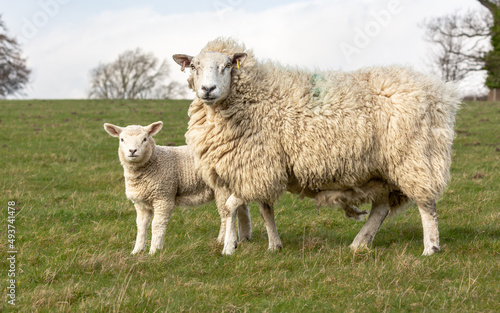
222 241 238 255
347 210 368 222
422 245 440 256
344 206 368 222
131 248 145 255
148 247 161 255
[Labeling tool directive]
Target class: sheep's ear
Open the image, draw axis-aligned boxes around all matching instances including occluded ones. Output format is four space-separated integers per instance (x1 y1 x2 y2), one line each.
146 121 163 137
172 54 193 72
104 123 122 138
232 53 247 67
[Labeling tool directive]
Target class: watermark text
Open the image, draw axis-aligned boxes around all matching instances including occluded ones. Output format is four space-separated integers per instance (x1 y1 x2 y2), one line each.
7 201 17 306
340 0 403 63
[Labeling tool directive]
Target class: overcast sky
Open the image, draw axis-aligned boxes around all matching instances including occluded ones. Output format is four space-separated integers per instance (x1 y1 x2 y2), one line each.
1 0 487 99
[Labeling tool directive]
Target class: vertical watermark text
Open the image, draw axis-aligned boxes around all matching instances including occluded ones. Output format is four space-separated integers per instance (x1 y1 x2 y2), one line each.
7 201 17 306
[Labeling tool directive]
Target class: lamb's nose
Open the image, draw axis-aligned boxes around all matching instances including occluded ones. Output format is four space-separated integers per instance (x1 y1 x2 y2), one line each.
201 85 216 94
129 149 137 155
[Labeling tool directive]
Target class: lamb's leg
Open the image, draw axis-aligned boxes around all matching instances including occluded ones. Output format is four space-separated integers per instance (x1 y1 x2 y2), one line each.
259 202 282 251
350 197 390 251
418 200 440 256
131 203 153 255
222 194 244 255
149 199 175 255
237 205 252 242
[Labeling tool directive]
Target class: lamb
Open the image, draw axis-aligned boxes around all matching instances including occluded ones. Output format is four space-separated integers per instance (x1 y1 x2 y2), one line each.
104 121 251 255
173 37 461 256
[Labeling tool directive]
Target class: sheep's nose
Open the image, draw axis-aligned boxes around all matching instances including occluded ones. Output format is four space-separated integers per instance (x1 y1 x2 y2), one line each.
201 85 216 94
129 149 137 155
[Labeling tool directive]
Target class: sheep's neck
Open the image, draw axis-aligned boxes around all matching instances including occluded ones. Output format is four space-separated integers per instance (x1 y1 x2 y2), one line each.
204 103 216 123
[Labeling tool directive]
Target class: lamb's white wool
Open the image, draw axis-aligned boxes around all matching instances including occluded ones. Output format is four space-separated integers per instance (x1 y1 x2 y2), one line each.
175 38 461 256
104 121 251 255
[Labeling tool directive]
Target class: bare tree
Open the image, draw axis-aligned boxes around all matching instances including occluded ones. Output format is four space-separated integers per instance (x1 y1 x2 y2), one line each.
0 15 31 97
422 9 491 82
421 0 500 97
88 48 174 99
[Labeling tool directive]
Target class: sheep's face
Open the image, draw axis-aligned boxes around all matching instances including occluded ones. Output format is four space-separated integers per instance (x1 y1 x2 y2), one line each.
104 122 163 164
173 51 246 106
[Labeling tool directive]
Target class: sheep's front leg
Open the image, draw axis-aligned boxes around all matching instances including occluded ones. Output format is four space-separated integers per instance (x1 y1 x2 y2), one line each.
350 197 389 251
131 202 153 255
222 194 244 255
418 200 440 256
237 205 252 242
259 202 282 251
149 199 175 255
215 191 230 244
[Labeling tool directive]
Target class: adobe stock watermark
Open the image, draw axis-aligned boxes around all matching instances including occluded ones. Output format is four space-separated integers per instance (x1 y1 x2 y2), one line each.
340 0 403 63
19 0 71 44
6 201 17 306
213 0 243 21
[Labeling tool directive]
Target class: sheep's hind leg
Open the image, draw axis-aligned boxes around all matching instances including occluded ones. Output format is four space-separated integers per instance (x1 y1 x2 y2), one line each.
237 205 252 242
259 202 282 251
222 194 244 255
418 200 440 256
131 203 153 255
350 197 390 251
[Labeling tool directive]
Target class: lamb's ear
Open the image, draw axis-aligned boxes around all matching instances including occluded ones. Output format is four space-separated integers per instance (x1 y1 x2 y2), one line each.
232 53 247 67
146 121 163 137
172 54 193 72
104 123 122 138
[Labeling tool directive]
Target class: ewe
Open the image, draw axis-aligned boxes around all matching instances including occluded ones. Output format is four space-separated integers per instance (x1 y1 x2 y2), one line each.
104 121 251 254
173 38 461 256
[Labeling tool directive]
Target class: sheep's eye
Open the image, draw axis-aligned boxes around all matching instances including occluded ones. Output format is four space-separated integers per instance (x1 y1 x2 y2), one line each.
190 64 195 70
120 138 124 142
225 63 232 69
143 137 147 142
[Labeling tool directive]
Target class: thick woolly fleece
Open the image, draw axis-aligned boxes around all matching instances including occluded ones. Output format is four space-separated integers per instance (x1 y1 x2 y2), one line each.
186 38 461 212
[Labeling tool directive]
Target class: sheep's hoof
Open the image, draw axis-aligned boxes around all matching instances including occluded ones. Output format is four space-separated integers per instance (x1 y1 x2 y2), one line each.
222 242 238 255
268 243 283 252
349 242 370 252
422 245 440 256
238 235 251 243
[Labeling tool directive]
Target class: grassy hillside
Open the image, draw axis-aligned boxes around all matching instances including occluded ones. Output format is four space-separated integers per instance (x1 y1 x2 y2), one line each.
1 99 499 312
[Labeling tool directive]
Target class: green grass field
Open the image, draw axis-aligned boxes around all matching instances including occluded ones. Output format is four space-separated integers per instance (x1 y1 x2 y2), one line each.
1 99 499 312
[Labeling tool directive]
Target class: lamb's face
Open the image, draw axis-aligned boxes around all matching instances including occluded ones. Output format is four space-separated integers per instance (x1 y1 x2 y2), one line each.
104 122 163 164
173 51 247 106
118 127 154 163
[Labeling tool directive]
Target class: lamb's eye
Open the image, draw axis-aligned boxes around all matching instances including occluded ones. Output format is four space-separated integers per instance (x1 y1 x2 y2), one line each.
120 138 124 142
143 137 147 142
